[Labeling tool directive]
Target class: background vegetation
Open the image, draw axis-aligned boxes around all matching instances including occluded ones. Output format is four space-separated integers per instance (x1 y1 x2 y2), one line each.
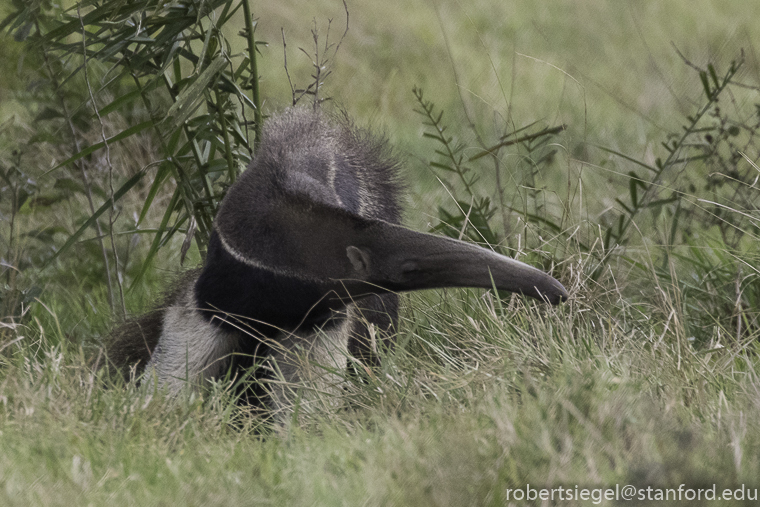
1 0 759 505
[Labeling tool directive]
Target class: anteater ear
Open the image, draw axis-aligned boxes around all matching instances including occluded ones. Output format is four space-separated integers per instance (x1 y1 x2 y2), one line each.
346 246 371 278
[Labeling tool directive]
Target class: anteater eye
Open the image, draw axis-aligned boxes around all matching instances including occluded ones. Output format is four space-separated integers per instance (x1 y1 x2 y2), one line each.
401 260 420 274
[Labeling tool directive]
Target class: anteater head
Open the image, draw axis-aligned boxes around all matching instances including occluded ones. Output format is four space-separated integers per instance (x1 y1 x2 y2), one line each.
210 107 567 318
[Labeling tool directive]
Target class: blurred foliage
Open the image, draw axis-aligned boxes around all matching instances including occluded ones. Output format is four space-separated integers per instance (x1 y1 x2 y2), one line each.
1 0 265 324
415 54 760 346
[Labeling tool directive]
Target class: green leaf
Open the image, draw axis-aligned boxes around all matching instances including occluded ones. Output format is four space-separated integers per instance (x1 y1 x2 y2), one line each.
615 198 632 214
130 187 183 290
35 107 64 121
137 162 171 226
430 161 456 172
593 144 657 173
468 124 565 162
43 169 148 268
699 70 712 100
162 55 228 132
99 88 143 117
707 63 720 89
46 120 154 175
54 177 106 199
629 175 638 208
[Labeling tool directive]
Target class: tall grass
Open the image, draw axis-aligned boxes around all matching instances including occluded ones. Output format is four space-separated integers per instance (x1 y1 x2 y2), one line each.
0 253 758 505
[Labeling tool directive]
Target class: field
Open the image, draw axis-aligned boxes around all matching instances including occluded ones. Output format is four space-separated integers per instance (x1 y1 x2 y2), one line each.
1 1 760 505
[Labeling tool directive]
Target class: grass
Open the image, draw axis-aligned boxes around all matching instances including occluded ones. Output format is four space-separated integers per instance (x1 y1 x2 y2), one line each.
2 0 760 505
1 266 759 505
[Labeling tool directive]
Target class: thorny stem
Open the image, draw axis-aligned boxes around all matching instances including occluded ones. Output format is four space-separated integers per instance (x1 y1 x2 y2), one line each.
241 0 262 148
215 88 238 183
36 19 116 313
283 1 348 107
79 8 127 320
4 155 20 288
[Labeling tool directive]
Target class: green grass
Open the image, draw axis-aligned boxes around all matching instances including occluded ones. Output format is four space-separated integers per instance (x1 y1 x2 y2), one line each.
2 1 760 505
1 274 759 505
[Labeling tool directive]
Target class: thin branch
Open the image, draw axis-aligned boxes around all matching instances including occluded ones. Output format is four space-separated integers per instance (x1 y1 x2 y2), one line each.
286 2 349 107
37 16 116 312
282 28 296 106
468 124 567 162
80 6 127 320
241 0 262 148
